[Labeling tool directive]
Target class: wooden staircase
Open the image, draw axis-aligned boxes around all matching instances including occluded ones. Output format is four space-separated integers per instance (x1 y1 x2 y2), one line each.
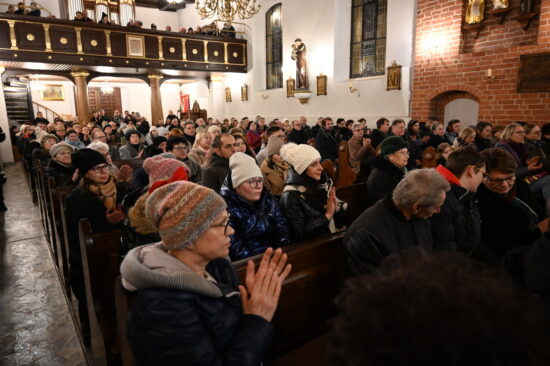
3 77 33 124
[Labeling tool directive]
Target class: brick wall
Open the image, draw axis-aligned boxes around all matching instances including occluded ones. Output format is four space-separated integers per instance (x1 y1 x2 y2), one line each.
412 0 550 125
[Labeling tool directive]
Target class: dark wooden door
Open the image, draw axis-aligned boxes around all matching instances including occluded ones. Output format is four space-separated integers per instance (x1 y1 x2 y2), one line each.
88 87 122 117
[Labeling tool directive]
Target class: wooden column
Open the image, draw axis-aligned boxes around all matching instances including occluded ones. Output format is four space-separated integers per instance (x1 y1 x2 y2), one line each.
70 71 91 123
148 74 164 125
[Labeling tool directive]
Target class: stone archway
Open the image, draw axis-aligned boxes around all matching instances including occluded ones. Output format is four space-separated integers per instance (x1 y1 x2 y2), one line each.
430 90 480 124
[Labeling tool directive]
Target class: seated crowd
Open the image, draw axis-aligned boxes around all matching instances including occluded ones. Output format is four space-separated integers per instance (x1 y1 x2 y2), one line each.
4 3 237 38
15 109 550 364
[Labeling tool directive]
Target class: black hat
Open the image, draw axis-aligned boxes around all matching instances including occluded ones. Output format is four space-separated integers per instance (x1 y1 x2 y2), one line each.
380 136 409 156
124 128 141 140
152 136 167 146
72 148 107 175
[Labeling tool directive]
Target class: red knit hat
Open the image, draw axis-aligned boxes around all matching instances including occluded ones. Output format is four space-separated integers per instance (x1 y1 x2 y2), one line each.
143 156 188 186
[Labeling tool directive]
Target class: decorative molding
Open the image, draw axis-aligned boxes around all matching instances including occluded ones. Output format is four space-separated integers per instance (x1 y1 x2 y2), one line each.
26 33 35 41
70 71 90 77
147 74 163 80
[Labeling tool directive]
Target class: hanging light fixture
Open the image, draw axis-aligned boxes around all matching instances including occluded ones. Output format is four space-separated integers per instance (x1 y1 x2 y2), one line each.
101 79 114 95
196 0 260 22
32 75 46 92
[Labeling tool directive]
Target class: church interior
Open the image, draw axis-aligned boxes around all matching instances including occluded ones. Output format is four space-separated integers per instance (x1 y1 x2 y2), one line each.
1 0 550 365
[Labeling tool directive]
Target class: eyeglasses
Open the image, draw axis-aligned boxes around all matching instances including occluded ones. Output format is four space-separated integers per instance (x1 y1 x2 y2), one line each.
246 178 264 188
512 130 525 135
91 164 109 173
474 167 488 179
172 146 188 151
211 215 231 236
485 175 515 185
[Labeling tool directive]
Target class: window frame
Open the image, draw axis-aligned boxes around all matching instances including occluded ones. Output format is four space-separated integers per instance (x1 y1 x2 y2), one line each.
265 3 283 90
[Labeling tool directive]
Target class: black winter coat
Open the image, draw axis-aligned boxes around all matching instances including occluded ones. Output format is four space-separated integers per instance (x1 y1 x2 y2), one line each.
524 232 550 296
315 128 339 161
344 195 433 274
126 257 274 366
220 174 291 260
45 160 75 186
279 169 346 242
430 183 482 253
366 156 405 207
287 128 309 145
201 153 230 193
475 136 493 152
370 129 387 148
426 134 451 149
477 183 541 258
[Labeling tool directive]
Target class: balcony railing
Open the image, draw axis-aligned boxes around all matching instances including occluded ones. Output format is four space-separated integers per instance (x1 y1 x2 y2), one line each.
0 13 248 73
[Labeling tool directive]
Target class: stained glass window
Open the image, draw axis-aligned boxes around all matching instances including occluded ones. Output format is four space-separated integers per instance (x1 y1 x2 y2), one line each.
266 4 283 89
350 0 387 78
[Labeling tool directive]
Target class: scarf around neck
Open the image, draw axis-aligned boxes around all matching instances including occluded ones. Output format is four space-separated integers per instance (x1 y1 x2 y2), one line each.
88 177 117 210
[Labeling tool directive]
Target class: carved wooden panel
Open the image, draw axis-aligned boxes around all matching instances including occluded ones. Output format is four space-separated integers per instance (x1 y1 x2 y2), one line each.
88 87 122 117
518 53 550 92
110 32 127 57
81 29 106 55
186 40 204 61
227 43 245 64
144 36 158 59
50 26 77 53
162 38 182 60
14 22 45 51
208 42 224 63
0 21 10 49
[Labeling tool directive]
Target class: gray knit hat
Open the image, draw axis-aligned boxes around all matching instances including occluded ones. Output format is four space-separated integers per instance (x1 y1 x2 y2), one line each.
266 134 284 157
50 142 73 157
145 181 227 250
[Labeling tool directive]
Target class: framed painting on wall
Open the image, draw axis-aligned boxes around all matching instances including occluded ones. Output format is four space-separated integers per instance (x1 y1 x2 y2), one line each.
225 87 232 102
41 85 64 101
126 35 145 58
241 84 248 101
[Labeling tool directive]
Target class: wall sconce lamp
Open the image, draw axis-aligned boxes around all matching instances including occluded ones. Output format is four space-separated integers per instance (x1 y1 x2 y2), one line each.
486 68 496 80
349 81 360 97
261 93 268 100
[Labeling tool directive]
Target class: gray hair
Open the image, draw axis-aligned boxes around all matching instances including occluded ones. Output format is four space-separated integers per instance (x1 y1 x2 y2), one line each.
87 141 109 152
393 169 450 209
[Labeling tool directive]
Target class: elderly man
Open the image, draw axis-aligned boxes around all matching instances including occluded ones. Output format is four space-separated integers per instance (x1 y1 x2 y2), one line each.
32 111 49 126
315 117 339 162
201 133 235 193
288 119 309 145
348 122 374 179
91 128 120 161
345 169 450 274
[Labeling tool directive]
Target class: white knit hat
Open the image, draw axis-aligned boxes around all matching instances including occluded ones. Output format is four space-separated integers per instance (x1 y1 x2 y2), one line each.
282 143 321 175
229 152 262 188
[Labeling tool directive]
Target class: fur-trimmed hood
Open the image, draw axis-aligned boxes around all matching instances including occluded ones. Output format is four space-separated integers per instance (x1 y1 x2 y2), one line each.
128 193 157 235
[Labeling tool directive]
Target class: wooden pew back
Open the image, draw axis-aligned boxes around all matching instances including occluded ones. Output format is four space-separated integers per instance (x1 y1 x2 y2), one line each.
335 141 357 188
336 182 368 224
233 232 347 360
113 159 144 172
79 219 123 365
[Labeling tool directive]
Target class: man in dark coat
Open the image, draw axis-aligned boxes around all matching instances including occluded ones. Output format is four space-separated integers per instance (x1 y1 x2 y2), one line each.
345 169 450 274
287 120 309 145
32 111 49 125
201 133 235 193
315 117 339 161
371 118 390 148
430 147 498 264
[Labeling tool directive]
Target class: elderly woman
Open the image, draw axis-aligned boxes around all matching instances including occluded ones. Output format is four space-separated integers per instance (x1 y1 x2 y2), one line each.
119 129 144 160
260 135 290 196
65 149 127 339
496 123 550 202
188 131 212 166
120 181 291 365
524 123 547 165
221 152 291 260
32 134 57 165
477 148 548 258
280 144 347 242
208 125 222 139
45 142 76 186
65 129 86 150
366 136 409 207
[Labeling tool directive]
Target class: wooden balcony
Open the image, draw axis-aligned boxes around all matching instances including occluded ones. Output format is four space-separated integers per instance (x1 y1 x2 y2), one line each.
0 14 247 75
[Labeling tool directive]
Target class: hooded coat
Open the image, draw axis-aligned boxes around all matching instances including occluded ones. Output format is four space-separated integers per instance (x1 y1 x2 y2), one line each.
366 155 405 207
121 244 274 366
220 174 291 260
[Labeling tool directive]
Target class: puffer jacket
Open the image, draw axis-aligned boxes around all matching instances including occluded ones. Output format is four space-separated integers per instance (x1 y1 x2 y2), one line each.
220 174 291 260
121 244 273 366
366 155 405 207
279 168 346 242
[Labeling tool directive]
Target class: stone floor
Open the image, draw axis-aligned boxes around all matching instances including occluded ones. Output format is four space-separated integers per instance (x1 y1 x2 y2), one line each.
0 163 87 365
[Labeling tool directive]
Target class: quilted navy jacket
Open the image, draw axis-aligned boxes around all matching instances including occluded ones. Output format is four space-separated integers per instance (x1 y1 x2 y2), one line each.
220 174 291 260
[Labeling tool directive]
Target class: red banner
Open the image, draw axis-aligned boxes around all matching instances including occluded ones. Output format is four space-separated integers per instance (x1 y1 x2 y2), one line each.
179 91 190 113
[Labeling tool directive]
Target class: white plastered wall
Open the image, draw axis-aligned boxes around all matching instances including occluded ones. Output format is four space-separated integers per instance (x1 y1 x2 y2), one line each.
30 79 76 118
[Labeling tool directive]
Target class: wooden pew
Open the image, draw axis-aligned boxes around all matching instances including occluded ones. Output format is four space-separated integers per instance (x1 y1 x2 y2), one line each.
335 141 357 188
113 159 144 172
79 219 124 366
113 232 347 366
336 182 368 224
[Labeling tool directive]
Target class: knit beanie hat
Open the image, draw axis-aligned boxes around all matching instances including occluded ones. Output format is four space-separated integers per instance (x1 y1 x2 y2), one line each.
152 136 167 147
282 143 321 175
157 127 169 137
72 148 107 175
229 152 262 188
145 181 227 250
266 134 284 157
380 136 409 156
124 128 141 140
50 142 73 157
143 156 187 185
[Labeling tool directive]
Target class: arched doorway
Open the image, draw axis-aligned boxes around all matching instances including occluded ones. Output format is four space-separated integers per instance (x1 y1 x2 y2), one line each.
430 90 480 126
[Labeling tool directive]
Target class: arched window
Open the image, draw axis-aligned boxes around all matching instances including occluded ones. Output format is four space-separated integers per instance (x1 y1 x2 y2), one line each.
350 0 387 78
266 4 283 89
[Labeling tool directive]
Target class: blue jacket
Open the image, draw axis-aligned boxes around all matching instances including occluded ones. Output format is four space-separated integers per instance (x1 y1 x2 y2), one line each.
220 174 291 260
